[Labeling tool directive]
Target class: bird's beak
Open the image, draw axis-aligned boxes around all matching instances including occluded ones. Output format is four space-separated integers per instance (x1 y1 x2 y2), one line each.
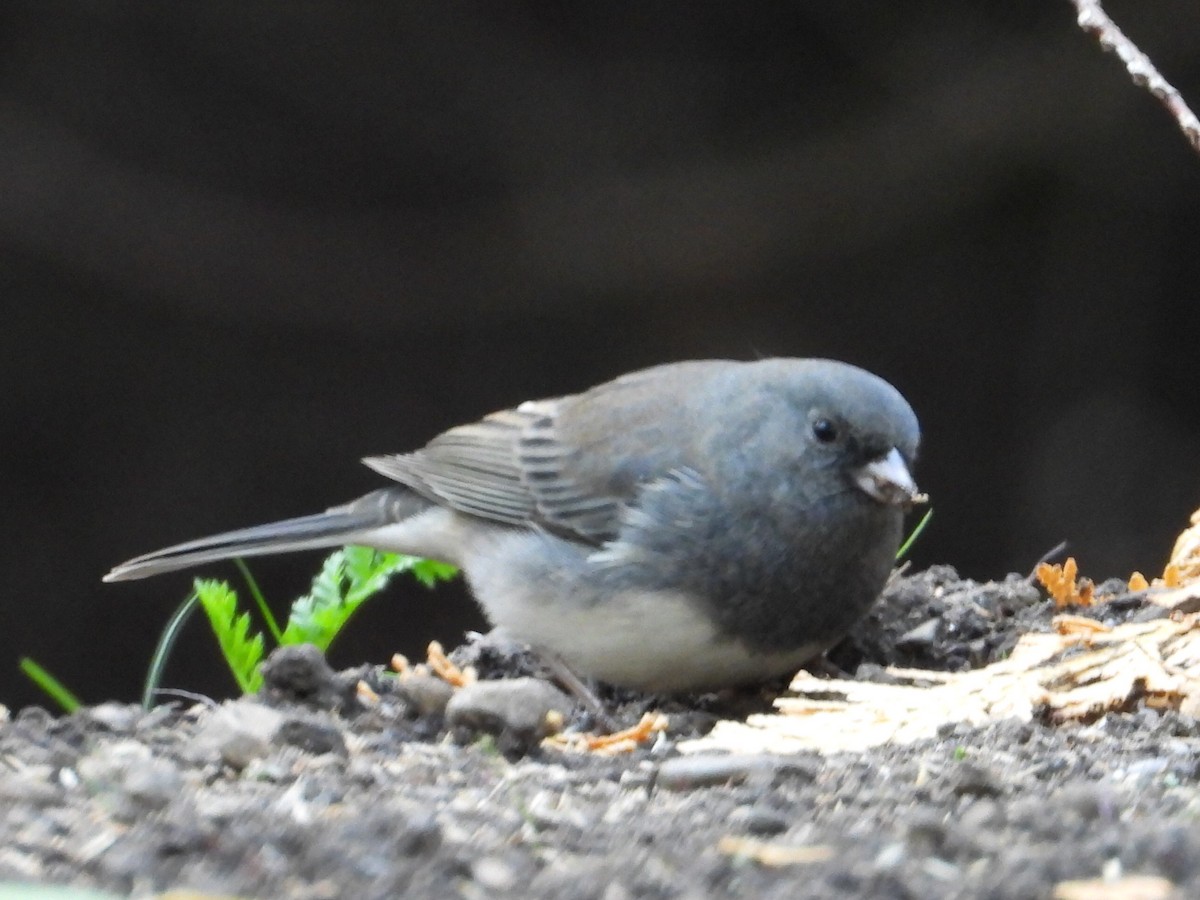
854 448 926 507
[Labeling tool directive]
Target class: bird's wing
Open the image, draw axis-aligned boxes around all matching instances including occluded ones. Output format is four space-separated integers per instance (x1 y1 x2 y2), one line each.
364 407 539 527
364 360 738 543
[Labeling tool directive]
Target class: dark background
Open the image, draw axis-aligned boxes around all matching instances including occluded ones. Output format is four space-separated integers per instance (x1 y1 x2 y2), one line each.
4 2 1199 710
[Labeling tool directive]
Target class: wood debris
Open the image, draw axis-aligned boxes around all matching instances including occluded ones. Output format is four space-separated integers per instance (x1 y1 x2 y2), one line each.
390 642 476 687
1036 557 1094 607
682 608 1200 756
1053 874 1176 900
1132 506 1200 592
424 640 476 687
546 712 668 755
1053 614 1112 636
716 836 834 867
1165 507 1200 586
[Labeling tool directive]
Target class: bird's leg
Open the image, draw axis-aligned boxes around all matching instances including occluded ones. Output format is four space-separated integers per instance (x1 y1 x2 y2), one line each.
533 646 618 734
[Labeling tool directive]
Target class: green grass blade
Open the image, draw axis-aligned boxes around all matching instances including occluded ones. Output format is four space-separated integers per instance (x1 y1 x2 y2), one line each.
235 558 281 643
141 590 201 710
896 507 933 561
19 658 81 713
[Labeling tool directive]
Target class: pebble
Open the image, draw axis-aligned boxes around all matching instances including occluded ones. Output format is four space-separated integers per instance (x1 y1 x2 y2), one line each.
120 756 184 811
729 803 790 836
897 618 941 648
260 644 354 710
0 773 65 807
220 731 272 771
472 855 520 891
84 702 142 734
949 761 1004 798
445 678 572 756
273 716 348 757
74 740 183 821
874 841 907 870
525 789 591 831
1055 782 1116 821
904 806 949 854
656 753 798 791
957 797 1005 832
394 673 455 717
188 700 284 767
1121 756 1170 780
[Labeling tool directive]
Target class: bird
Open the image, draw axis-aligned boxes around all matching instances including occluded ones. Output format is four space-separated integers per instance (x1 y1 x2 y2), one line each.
105 358 924 693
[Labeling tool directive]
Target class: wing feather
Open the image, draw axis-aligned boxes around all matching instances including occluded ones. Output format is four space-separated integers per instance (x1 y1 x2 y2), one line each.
363 361 735 542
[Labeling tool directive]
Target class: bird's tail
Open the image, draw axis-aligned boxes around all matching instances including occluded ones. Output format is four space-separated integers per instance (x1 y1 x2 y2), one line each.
103 488 429 582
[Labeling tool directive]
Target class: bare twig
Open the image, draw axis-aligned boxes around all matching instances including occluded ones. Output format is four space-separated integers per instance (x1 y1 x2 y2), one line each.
1069 0 1200 155
1026 540 1069 583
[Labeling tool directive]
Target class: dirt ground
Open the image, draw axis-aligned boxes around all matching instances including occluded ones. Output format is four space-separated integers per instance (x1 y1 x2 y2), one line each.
3 566 1199 899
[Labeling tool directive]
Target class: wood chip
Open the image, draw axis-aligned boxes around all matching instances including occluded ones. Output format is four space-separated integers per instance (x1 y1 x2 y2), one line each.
355 680 380 705
716 836 834 866
1036 557 1094 607
546 712 668 755
424 640 475 687
683 614 1200 756
1143 585 1200 615
1053 874 1176 900
1166 506 1200 586
1053 614 1112 635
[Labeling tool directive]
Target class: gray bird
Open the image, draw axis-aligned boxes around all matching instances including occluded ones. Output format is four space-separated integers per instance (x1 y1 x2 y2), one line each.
105 358 923 692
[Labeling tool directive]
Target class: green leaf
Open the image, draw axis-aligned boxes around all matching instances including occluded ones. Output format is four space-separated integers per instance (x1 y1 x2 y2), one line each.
144 550 459 700
194 578 265 694
409 557 460 589
279 547 458 653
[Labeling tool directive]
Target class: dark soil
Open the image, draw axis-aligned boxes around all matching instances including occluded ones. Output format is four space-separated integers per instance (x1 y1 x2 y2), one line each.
3 567 1198 899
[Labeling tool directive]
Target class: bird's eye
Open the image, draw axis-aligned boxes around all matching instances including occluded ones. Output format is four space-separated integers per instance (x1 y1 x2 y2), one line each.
811 418 839 444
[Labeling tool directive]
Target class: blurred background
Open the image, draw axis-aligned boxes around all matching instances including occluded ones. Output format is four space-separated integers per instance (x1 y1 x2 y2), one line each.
3 2 1199 709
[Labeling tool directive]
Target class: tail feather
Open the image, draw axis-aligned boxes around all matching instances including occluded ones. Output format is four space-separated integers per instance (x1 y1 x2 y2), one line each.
104 488 427 582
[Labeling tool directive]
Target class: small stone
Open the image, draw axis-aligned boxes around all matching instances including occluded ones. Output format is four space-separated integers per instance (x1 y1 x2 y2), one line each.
260 644 354 710
957 797 1005 832
874 841 907 871
76 740 183 822
897 618 941 648
445 678 572 757
84 702 142 734
525 790 591 831
905 807 949 854
729 803 789 836
657 753 794 790
949 762 1004 798
0 773 64 807
189 700 284 766
1122 757 1170 780
273 717 348 757
220 731 271 771
121 756 183 811
1055 782 1115 821
394 673 455 718
473 855 519 891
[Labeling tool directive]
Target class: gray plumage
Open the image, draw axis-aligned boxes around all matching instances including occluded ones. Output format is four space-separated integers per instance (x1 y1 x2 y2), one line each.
106 358 923 691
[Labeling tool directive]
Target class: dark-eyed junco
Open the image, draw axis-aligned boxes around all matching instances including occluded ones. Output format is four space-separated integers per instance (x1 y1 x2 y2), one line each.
106 358 923 692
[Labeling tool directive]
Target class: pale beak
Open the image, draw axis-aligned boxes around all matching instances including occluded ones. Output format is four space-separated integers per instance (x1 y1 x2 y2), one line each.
854 447 926 507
